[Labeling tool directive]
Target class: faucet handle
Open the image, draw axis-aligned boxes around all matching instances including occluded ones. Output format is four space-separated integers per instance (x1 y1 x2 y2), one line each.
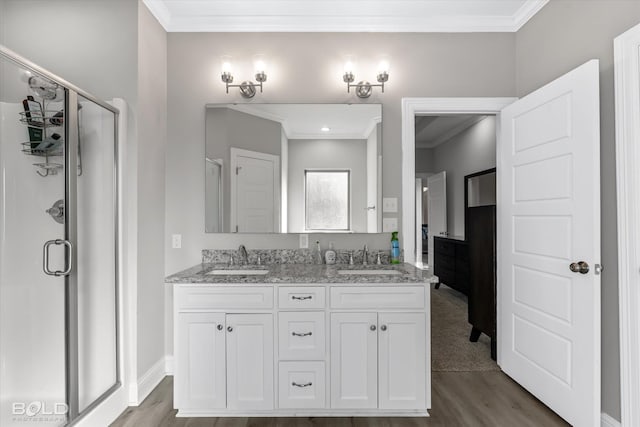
257 255 262 265
349 251 354 265
229 255 235 266
376 252 382 265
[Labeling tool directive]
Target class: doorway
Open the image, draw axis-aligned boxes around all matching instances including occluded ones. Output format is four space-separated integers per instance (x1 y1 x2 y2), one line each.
402 61 602 426
414 114 498 371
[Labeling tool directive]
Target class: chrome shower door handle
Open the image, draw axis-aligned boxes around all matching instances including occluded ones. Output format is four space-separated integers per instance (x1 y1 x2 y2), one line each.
43 239 73 276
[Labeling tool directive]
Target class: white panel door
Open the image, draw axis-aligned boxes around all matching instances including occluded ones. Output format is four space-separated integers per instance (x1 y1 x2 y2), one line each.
426 171 446 268
226 313 274 410
175 312 226 409
499 60 601 427
230 148 279 233
378 312 426 410
330 312 378 409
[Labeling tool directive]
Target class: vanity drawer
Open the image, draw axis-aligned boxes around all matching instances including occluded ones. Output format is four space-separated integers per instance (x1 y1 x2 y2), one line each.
279 312 325 360
278 361 326 409
278 287 326 309
330 286 425 309
175 286 273 310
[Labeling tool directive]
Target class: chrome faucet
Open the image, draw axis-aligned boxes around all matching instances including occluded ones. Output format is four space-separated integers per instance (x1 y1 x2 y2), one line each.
238 244 248 265
363 244 368 265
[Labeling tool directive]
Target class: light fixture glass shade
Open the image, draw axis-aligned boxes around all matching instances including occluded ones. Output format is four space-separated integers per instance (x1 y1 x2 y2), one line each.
253 54 267 74
343 58 355 74
220 55 233 74
377 60 390 74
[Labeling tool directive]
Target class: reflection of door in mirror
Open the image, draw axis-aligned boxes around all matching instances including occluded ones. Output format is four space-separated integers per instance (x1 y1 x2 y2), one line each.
205 158 223 232
427 171 447 268
230 148 280 233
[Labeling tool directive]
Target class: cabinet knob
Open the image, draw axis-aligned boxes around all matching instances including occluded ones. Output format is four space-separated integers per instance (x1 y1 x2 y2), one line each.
370 325 377 331
217 324 223 331
227 326 233 332
380 325 387 331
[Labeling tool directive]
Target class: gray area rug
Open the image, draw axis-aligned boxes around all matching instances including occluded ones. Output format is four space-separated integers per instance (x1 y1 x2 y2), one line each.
431 284 500 372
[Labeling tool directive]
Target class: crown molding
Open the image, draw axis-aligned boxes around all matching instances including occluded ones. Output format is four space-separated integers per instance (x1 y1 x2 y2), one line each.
143 0 549 33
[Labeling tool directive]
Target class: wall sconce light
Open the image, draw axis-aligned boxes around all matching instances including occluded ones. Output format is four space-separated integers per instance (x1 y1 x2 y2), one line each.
343 58 390 98
220 55 268 98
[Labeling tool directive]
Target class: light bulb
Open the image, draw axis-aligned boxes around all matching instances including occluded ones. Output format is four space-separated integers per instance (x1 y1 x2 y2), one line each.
377 60 390 74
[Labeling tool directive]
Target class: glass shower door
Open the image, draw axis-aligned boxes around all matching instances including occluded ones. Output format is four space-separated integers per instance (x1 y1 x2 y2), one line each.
0 55 69 426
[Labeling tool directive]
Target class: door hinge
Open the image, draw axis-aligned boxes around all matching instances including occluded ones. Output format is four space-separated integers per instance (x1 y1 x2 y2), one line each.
236 166 242 175
236 225 239 233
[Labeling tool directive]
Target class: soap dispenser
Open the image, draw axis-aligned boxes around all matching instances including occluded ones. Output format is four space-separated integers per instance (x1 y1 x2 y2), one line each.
324 242 337 265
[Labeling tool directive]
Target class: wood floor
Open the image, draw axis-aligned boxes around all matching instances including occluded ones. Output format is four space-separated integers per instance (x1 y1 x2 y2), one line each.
110 374 569 427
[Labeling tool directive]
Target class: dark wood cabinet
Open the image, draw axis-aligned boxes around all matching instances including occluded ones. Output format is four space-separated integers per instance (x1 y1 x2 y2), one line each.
467 205 497 359
433 236 469 296
464 168 497 360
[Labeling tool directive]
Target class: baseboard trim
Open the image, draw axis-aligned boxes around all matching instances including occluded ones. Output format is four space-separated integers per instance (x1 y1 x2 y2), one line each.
137 356 168 404
602 413 621 427
165 355 174 375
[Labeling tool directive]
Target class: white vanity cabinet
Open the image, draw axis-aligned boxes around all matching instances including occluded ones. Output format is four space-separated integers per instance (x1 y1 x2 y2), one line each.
174 286 274 415
173 282 429 417
330 312 426 410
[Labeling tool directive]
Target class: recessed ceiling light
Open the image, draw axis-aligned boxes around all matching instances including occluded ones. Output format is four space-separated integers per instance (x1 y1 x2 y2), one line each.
321 126 330 132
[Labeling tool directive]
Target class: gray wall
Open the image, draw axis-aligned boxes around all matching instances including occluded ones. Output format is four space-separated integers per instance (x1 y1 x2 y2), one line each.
165 32 517 275
137 0 167 381
415 147 435 173
287 139 367 233
205 108 282 232
431 116 496 238
516 1 640 420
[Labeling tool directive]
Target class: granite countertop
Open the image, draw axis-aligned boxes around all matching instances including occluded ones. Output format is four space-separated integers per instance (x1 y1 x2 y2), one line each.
165 263 438 285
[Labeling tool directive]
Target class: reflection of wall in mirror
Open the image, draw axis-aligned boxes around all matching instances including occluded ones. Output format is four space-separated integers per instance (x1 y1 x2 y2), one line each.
205 107 282 232
288 139 368 233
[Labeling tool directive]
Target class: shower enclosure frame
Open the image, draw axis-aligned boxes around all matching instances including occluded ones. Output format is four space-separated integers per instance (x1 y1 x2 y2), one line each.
0 44 121 426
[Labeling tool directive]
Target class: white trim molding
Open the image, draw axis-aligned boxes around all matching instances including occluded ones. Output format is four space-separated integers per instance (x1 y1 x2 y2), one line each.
136 357 169 405
614 21 640 427
401 97 516 265
142 0 548 33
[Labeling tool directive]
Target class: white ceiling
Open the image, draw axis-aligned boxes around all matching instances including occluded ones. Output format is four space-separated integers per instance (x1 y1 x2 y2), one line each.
213 104 381 139
415 115 488 148
143 0 548 33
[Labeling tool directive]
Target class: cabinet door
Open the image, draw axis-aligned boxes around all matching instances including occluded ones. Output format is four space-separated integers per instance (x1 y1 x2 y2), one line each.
175 312 226 409
330 312 378 409
226 313 274 410
378 312 426 409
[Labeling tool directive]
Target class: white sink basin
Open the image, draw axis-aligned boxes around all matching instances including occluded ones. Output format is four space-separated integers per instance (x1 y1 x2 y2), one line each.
337 269 402 276
207 269 270 275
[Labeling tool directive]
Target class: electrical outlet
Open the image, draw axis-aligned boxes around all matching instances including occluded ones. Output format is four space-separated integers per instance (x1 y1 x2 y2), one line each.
383 217 398 232
299 234 309 248
172 234 182 249
383 197 398 213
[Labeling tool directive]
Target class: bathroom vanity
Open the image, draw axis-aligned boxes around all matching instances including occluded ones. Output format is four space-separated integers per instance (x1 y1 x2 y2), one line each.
166 262 437 417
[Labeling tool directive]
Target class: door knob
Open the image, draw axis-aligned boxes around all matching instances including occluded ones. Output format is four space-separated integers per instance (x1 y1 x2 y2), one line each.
569 261 589 274
217 324 223 331
370 325 377 331
380 325 387 331
227 326 233 332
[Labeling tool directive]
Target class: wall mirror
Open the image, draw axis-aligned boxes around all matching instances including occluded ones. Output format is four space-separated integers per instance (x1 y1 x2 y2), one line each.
205 104 382 233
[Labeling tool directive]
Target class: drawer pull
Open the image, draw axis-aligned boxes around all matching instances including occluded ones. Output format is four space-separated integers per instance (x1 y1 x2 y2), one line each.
291 295 312 300
291 382 312 388
291 331 312 337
